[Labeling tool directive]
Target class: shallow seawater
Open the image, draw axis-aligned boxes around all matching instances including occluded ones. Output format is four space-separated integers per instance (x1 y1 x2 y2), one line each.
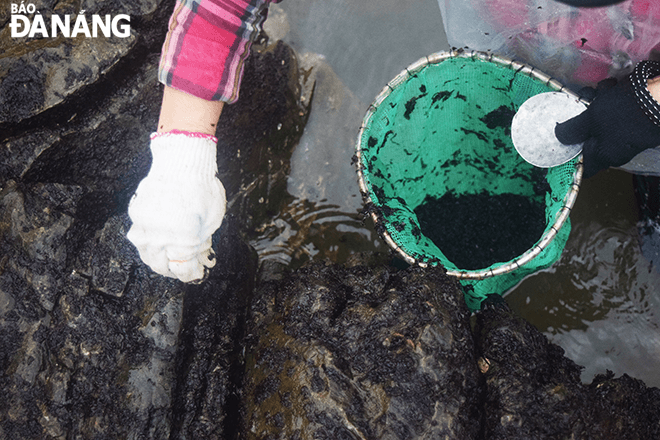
506 169 660 388
255 0 448 267
257 0 660 388
250 197 384 267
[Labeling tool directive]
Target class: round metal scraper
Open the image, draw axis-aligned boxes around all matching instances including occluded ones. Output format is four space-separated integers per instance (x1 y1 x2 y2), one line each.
511 91 587 168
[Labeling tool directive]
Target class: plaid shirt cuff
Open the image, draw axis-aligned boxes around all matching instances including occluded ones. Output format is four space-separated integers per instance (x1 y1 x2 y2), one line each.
159 0 279 103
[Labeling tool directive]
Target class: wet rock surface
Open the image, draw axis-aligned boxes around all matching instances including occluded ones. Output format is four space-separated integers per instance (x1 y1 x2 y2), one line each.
244 262 483 440
0 181 257 438
1 0 308 437
1 1 660 439
0 0 164 124
475 301 660 439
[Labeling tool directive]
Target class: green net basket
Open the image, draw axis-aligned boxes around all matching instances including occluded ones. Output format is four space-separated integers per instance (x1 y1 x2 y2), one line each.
356 50 583 311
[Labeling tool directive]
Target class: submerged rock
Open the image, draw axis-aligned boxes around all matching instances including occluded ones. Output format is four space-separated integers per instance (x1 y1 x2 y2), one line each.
243 262 483 440
475 301 660 439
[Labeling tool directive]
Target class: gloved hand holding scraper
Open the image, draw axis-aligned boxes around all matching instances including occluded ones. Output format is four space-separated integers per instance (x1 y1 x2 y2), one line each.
512 60 660 178
510 0 660 176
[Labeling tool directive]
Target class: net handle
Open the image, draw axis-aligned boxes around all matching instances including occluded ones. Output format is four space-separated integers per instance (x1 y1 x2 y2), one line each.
355 49 584 280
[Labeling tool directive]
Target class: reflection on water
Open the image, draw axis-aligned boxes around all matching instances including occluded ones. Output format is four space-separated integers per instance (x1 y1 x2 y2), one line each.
257 1 660 388
251 198 383 267
254 0 447 268
507 170 660 387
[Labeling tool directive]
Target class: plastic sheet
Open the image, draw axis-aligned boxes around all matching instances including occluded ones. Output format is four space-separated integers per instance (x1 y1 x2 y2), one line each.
437 0 660 89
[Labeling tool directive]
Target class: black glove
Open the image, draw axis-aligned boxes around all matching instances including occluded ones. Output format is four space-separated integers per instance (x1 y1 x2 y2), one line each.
555 61 660 178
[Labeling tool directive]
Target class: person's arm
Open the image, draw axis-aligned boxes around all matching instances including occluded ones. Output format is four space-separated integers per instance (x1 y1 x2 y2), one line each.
127 0 273 283
157 86 225 136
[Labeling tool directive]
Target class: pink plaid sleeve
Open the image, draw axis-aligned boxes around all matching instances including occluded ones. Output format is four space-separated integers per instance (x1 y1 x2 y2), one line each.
159 0 281 103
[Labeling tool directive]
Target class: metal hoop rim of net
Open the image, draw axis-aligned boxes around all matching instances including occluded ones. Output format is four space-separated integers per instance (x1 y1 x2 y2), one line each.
355 49 584 280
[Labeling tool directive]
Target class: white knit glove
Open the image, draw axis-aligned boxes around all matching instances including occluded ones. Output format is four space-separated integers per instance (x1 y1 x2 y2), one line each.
127 131 226 283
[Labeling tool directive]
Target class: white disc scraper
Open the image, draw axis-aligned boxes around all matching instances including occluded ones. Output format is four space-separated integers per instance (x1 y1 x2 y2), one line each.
511 91 587 168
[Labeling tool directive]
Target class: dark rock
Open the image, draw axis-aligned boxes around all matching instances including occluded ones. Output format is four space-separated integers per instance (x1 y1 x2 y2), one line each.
169 215 259 440
0 59 46 124
0 179 183 439
0 2 309 438
0 178 258 439
243 263 483 440
0 0 172 124
475 302 660 439
0 0 173 188
585 372 660 438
